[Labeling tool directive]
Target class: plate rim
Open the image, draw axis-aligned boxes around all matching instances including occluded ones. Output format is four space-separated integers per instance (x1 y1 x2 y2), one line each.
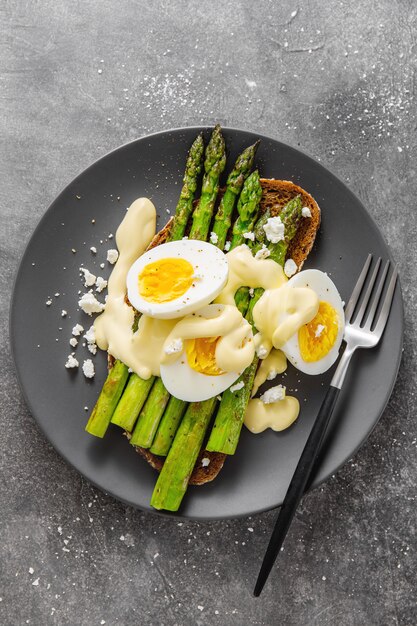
10 125 404 520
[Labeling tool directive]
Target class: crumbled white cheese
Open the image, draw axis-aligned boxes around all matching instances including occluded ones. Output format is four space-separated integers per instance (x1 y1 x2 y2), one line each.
72 323 84 336
79 267 96 287
46 299 52 306
106 249 119 264
32 578 40 587
224 241 231 251
78 292 105 316
254 245 271 260
256 345 268 359
230 381 244 393
263 216 285 243
201 457 210 467
65 354 79 369
90 246 97 254
209 231 218 244
165 338 183 355
82 359 95 379
243 231 255 241
83 325 95 344
95 276 107 293
61 310 67 317
315 324 326 338
87 343 97 355
302 206 312 218
100 262 105 269
249 287 254 297
266 368 278 381
260 385 286 404
69 337 78 348
29 567 34 574
284 258 298 277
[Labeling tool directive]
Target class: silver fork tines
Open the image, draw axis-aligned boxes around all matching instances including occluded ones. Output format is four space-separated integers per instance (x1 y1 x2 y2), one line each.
332 255 398 390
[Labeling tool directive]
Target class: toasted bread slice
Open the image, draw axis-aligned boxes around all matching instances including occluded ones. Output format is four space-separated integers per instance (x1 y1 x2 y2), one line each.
114 179 320 485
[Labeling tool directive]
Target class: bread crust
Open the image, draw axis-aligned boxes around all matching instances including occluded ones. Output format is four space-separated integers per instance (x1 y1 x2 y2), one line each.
113 180 320 485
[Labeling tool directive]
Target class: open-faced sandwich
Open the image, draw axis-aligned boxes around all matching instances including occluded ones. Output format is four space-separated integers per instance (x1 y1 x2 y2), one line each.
82 125 345 511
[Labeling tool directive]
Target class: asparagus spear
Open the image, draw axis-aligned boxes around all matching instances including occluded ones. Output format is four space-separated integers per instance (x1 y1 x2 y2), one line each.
111 374 155 432
206 196 303 454
211 141 260 249
150 397 218 511
129 378 171 448
131 127 227 446
149 396 188 456
167 133 205 242
86 132 206 437
230 170 263 248
189 124 226 240
85 360 129 437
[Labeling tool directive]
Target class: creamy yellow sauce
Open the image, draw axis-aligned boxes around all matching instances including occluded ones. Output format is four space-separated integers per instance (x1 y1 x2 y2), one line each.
253 284 319 355
251 349 287 397
244 396 300 433
161 304 254 373
215 244 286 306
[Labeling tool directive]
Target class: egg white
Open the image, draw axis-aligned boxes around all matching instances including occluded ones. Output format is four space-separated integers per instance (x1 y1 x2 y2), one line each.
126 240 229 319
280 269 345 375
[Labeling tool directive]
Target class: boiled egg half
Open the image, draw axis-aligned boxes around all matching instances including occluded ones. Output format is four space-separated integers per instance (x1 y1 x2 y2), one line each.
280 269 345 374
126 240 229 319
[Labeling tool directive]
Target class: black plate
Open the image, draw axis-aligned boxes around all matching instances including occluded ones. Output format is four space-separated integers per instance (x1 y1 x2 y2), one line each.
10 127 403 519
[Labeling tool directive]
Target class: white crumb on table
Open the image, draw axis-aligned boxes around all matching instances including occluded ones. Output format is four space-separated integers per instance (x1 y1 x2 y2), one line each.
106 249 119 264
79 267 96 287
82 359 95 379
78 292 105 315
72 323 84 336
90 246 97 254
95 276 107 292
69 337 78 348
65 354 79 369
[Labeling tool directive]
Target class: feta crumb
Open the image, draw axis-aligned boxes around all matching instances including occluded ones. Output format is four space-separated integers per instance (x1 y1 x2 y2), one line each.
87 343 97 355
266 368 278 381
243 231 255 241
69 337 78 348
255 245 271 260
302 206 312 218
78 292 105 316
315 324 326 338
79 267 96 287
230 381 244 393
95 276 107 293
100 262 105 269
72 323 84 336
65 354 79 369
61 310 67 317
249 287 254 297
90 246 97 254
82 359 95 379
106 249 119 264
46 299 52 306
108 233 113 239
29 567 34 574
284 258 298 277
83 325 96 344
197 606 204 611
224 241 231 251
209 231 218 244
201 457 210 467
256 345 268 359
260 385 286 404
164 338 183 355
263 216 285 243
32 578 39 587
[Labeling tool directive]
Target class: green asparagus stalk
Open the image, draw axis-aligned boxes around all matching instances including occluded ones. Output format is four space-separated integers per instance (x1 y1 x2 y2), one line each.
129 378 171 448
150 397 218 511
149 396 188 456
167 133 205 241
86 132 205 438
85 360 129 437
206 196 303 454
111 374 155 431
189 124 226 240
211 141 260 249
230 170 263 248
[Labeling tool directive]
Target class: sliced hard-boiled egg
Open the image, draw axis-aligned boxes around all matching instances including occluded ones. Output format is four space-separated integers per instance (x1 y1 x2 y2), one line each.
280 269 345 375
159 304 254 401
126 240 229 319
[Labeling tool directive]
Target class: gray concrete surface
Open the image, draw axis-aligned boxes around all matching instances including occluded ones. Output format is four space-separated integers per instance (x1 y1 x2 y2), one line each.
1 1 416 624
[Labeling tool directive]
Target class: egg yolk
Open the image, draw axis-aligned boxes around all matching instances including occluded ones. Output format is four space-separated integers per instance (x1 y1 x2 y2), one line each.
138 258 194 303
185 336 224 376
298 301 339 362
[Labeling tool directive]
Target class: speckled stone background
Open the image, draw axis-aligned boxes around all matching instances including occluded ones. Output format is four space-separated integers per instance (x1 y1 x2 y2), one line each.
1 1 416 625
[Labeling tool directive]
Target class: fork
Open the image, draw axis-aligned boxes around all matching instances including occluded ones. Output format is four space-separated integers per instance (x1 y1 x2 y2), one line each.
254 254 398 596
